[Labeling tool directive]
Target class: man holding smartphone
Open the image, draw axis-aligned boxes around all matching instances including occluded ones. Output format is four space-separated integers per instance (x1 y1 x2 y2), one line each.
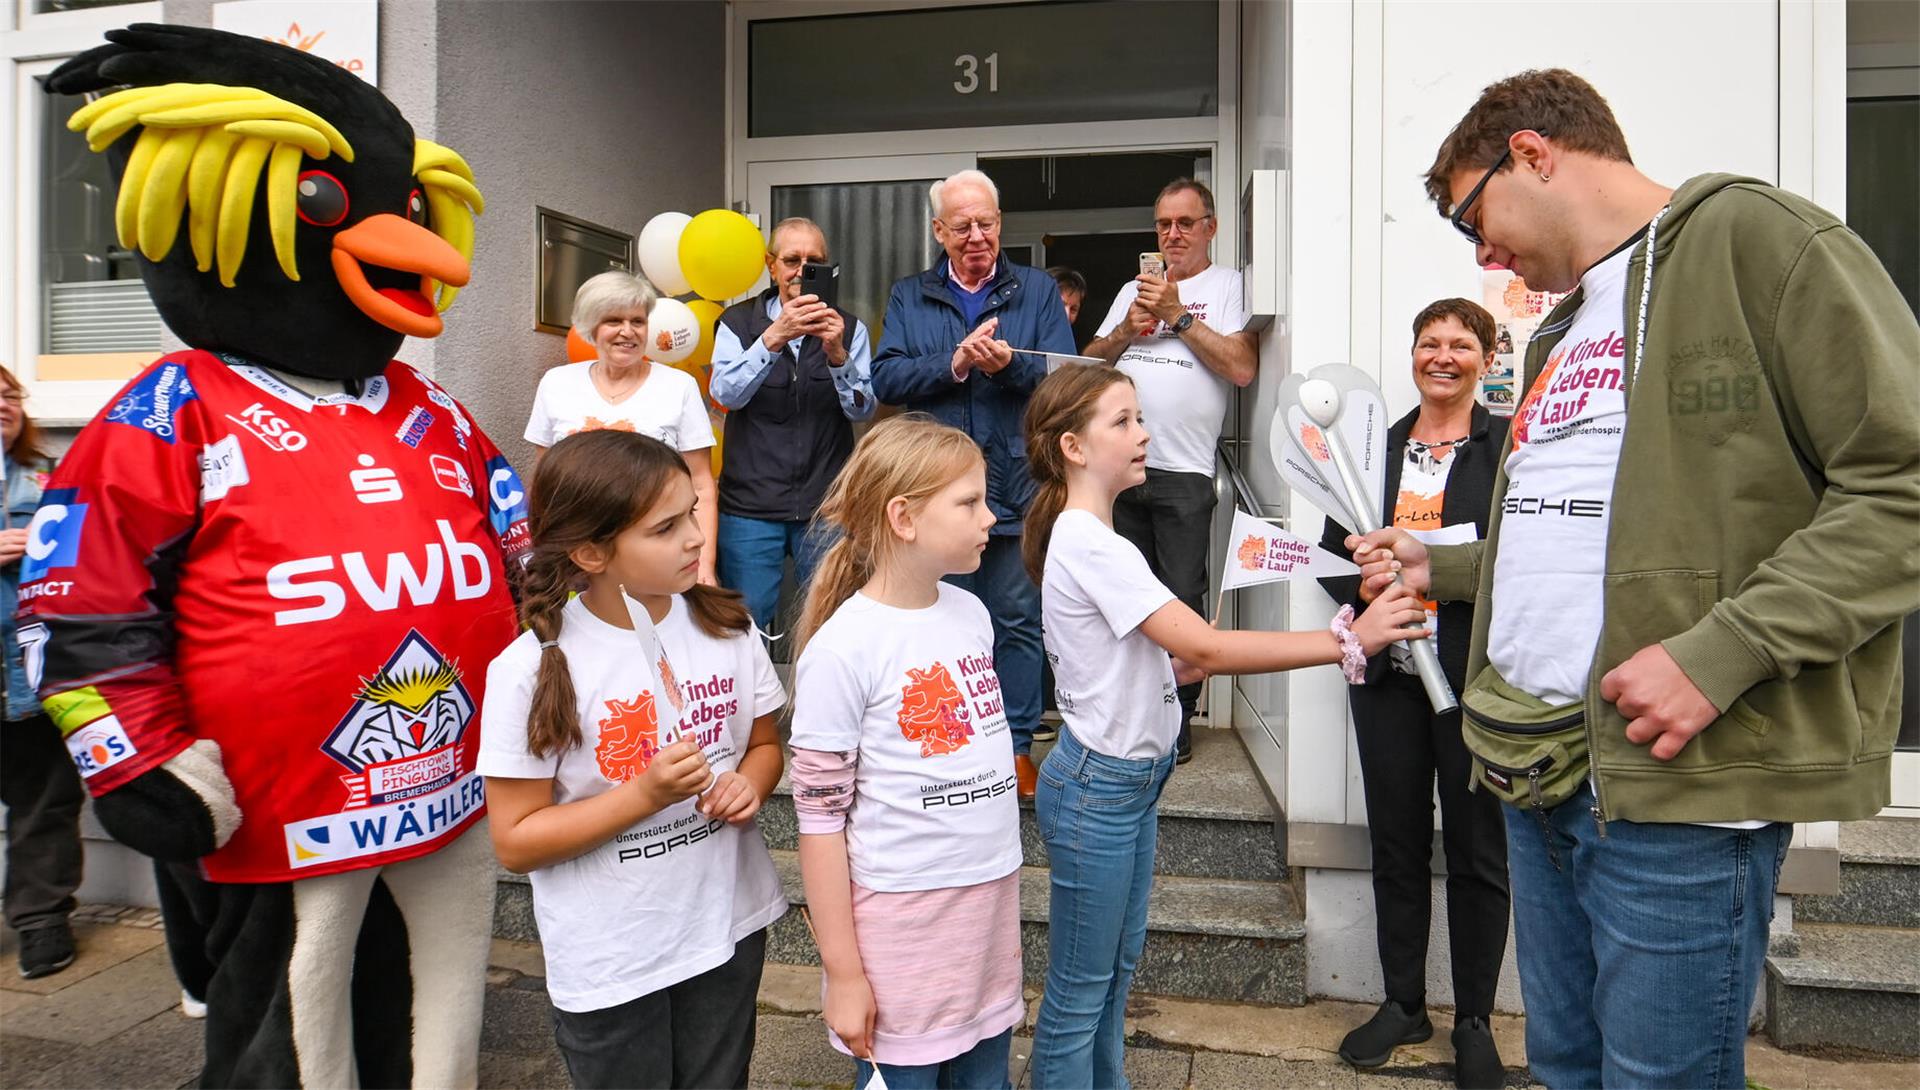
710 217 875 635
1085 178 1258 762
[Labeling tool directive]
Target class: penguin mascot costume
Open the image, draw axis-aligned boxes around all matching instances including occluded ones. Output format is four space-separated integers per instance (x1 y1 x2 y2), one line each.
22 24 525 1087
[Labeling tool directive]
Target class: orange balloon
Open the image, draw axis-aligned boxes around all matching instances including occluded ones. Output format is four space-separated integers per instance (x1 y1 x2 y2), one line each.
565 328 596 362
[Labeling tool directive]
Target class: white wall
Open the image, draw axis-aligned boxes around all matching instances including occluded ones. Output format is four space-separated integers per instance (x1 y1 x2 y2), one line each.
1237 0 1845 1006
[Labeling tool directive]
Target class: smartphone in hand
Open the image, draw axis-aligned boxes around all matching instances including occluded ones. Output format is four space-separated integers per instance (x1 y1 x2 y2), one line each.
800 262 840 309
1138 252 1166 278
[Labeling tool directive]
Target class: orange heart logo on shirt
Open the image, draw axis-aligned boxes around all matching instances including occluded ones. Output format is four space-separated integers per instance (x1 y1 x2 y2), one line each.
897 664 974 758
594 691 660 782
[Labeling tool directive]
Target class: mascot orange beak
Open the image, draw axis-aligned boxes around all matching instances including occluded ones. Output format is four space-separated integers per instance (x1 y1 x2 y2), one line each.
330 214 470 339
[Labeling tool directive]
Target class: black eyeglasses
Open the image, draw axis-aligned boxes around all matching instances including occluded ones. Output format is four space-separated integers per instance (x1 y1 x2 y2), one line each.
1449 131 1546 246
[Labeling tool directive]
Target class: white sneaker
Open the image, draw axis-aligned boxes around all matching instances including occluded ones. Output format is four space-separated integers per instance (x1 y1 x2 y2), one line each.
180 989 207 1019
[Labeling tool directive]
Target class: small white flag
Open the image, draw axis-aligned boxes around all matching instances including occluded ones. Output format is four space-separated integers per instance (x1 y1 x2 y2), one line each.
619 586 689 745
1219 509 1359 591
862 1064 890 1090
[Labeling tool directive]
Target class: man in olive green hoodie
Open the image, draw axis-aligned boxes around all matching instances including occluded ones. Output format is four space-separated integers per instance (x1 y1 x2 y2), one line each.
1347 70 1919 1089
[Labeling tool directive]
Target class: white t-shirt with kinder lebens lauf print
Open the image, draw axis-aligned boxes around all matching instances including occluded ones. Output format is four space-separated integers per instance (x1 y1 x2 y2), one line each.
523 360 715 451
1043 509 1181 760
476 595 787 1013
788 583 1021 893
1095 263 1249 476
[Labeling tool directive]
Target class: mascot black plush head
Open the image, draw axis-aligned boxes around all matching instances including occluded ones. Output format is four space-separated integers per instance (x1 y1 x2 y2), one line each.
45 23 481 380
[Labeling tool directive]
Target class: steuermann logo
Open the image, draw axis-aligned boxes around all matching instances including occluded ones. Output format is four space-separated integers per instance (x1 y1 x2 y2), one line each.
108 363 199 445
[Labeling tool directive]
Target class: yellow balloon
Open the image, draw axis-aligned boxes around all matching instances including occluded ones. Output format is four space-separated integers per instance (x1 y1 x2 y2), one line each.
685 299 724 371
679 210 765 301
707 404 726 476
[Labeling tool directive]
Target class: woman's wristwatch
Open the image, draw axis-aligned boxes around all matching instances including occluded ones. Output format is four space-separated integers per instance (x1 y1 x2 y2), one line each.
1329 605 1368 684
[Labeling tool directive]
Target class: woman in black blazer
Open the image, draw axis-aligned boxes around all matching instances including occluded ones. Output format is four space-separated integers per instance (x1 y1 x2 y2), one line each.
1318 299 1511 1090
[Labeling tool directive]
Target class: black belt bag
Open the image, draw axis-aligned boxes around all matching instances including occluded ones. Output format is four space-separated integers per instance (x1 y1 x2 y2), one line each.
1460 664 1590 813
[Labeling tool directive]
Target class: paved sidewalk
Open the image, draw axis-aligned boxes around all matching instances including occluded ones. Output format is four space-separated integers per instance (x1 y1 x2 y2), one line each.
4 913 1915 1089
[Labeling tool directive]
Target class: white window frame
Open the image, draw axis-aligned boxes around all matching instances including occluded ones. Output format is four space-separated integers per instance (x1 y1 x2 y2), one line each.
2 1 164 425
727 0 1242 272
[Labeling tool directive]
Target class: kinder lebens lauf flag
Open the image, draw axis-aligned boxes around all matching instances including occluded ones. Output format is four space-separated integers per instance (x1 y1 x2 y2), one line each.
1221 509 1359 591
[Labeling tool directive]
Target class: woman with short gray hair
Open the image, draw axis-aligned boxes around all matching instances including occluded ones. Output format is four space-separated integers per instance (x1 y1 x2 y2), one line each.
525 270 720 583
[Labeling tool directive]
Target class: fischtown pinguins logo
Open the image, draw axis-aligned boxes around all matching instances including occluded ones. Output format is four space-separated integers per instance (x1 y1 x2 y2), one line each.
321 630 474 806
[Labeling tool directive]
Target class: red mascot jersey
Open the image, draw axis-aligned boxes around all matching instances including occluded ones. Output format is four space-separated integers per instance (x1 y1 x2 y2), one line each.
18 351 529 883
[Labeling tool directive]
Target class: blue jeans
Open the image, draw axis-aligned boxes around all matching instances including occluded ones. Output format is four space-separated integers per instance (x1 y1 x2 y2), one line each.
1028 729 1174 1090
716 513 827 634
1504 782 1790 1090
944 535 1041 756
854 1028 1012 1090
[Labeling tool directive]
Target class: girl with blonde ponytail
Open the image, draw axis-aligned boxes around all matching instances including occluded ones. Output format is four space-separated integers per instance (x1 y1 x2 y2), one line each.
1023 365 1436 1089
475 430 788 1089
789 415 1026 1088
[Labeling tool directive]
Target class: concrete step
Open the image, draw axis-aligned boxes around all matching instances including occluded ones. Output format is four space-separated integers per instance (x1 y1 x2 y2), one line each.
1765 921 1920 1056
760 726 1284 881
762 850 1307 1006
1793 818 1920 928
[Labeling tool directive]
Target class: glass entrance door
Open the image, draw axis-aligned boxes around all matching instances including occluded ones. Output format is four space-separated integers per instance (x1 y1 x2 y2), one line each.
746 154 976 340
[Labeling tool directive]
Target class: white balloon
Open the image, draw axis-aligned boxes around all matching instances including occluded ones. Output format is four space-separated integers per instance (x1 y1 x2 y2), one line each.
647 297 700 364
638 212 692 297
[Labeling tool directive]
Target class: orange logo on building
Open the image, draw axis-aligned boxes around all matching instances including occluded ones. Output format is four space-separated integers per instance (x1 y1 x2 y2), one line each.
897 664 974 758
594 692 660 782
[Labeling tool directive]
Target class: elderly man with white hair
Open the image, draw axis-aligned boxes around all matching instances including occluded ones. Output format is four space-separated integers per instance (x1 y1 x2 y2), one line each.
872 168 1077 798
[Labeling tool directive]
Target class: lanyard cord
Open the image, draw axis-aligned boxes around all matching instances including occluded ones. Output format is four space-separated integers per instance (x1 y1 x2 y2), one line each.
1629 205 1671 386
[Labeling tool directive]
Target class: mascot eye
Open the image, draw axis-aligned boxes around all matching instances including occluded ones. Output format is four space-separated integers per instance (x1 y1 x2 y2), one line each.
406 188 429 227
295 170 350 227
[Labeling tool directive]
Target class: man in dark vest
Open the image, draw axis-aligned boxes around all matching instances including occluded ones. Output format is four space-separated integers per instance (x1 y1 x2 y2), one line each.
711 217 875 634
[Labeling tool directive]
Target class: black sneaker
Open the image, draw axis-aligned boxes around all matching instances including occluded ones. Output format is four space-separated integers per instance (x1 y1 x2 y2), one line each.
1451 1015 1504 1089
1032 722 1059 743
18 922 76 980
1174 722 1193 765
1338 999 1432 1068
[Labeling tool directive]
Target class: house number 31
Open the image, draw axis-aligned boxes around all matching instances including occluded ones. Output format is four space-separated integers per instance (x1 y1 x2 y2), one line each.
953 52 1000 94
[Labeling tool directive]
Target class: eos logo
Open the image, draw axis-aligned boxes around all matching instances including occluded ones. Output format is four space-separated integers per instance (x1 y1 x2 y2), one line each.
350 454 403 504
228 403 309 452
266 519 492 625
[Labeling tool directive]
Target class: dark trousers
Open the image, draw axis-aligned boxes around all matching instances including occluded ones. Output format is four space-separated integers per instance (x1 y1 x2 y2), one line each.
1350 672 1510 1018
155 860 218 1002
1113 468 1215 729
1 712 85 934
552 928 767 1090
944 537 1042 756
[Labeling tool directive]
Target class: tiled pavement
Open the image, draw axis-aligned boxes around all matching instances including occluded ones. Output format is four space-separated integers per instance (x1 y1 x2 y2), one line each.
3 912 1915 1089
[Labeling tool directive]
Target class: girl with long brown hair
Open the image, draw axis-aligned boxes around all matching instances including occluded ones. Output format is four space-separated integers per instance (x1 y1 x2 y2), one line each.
789 415 1024 1089
1023 365 1432 1089
476 429 787 1089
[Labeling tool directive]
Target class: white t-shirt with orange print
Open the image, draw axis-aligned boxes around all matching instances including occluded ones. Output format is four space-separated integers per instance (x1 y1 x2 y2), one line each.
1487 242 1635 706
1389 449 1456 674
789 584 1021 894
523 360 715 451
477 594 786 1012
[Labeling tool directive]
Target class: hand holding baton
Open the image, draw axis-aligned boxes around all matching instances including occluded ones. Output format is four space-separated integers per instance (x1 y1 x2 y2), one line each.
1296 379 1458 713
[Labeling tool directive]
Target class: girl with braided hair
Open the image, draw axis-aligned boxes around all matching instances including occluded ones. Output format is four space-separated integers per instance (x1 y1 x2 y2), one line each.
477 429 787 1089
